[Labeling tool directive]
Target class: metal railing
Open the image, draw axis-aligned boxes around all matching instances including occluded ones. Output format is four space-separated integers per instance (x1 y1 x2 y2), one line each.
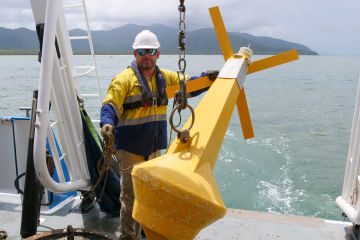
64 0 102 103
30 0 101 192
337 76 360 224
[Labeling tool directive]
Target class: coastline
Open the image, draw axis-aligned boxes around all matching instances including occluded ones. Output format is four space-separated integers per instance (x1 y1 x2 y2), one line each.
0 49 320 56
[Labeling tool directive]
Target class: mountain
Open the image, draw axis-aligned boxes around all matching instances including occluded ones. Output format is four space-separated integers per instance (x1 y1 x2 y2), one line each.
0 24 317 55
0 27 38 50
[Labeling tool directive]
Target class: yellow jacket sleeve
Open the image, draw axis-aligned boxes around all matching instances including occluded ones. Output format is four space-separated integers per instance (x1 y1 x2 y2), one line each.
102 69 134 118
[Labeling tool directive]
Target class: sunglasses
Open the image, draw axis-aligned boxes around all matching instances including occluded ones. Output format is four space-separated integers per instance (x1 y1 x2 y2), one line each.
136 49 158 56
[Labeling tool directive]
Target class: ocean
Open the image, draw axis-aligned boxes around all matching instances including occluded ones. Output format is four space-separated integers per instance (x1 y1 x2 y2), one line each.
1 54 360 221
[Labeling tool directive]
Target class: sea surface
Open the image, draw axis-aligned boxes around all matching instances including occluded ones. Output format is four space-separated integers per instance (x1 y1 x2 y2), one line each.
1 54 360 221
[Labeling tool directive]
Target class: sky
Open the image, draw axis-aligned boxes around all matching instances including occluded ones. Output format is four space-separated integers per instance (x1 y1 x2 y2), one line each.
1 0 360 55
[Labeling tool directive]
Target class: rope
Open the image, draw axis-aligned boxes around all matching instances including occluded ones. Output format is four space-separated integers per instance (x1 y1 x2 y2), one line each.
81 134 141 202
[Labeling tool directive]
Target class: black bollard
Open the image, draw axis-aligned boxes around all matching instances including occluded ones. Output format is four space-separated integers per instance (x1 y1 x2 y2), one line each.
20 90 43 238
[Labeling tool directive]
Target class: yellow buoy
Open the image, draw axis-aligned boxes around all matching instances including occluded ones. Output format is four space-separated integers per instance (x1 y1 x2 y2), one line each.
132 75 239 239
132 6 299 240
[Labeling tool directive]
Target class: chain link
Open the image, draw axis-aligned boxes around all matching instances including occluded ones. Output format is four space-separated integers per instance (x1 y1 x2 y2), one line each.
178 0 186 53
168 0 195 144
177 0 187 109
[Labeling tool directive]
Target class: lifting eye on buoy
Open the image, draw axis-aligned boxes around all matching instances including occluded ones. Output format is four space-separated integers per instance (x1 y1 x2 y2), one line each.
169 100 195 143
169 0 195 144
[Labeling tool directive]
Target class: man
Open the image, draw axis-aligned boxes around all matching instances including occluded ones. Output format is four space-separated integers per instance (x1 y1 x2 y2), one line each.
100 30 217 240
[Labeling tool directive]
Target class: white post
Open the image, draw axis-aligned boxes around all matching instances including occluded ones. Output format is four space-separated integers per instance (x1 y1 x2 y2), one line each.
337 76 360 224
32 0 90 192
33 0 60 191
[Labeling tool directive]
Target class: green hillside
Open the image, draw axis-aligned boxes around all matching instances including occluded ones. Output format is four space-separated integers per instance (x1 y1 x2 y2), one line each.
0 24 317 55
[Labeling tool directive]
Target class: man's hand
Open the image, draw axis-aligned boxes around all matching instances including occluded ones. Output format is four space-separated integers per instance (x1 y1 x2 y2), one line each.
101 124 114 139
206 70 219 81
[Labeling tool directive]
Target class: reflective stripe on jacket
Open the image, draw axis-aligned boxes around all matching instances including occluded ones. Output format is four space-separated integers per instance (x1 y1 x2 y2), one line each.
101 66 182 156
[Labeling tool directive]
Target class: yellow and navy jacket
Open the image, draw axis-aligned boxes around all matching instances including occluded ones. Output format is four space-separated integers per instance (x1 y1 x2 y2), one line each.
101 61 188 156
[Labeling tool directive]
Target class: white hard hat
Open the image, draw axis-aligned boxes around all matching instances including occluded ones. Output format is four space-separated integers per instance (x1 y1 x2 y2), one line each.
132 30 160 49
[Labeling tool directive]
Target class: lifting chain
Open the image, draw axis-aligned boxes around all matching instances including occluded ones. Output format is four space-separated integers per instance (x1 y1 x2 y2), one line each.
177 0 186 92
169 0 195 144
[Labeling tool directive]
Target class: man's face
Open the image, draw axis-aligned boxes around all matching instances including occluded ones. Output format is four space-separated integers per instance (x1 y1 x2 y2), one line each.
134 49 160 71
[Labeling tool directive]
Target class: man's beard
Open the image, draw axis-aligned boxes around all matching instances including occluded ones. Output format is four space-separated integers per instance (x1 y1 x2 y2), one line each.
138 59 155 70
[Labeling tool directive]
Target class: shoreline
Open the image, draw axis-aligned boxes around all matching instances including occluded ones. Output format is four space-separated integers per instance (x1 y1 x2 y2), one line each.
0 49 319 56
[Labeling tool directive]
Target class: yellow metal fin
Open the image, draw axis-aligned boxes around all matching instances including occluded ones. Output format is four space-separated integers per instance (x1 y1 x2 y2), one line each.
248 49 299 74
237 89 254 139
165 76 213 99
209 6 254 139
209 6 233 61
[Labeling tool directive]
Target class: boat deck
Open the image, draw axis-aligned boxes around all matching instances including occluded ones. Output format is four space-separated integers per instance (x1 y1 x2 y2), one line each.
0 193 350 239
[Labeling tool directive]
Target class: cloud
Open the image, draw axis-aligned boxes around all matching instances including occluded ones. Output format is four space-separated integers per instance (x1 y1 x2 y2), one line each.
1 0 360 55
84 0 180 30
0 1 34 29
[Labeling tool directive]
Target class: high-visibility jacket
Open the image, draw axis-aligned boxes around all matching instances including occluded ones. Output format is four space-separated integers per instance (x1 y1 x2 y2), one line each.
100 63 183 156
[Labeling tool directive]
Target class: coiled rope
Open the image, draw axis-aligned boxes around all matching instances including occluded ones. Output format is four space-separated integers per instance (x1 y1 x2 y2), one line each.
81 134 139 202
